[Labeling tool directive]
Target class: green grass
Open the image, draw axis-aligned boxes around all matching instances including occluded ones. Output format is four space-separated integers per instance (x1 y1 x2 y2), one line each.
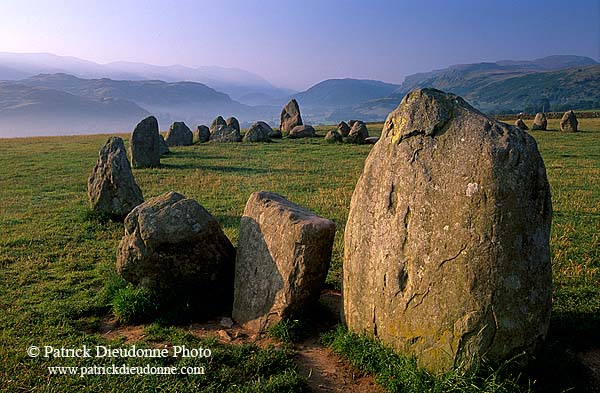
0 119 599 391
322 325 526 393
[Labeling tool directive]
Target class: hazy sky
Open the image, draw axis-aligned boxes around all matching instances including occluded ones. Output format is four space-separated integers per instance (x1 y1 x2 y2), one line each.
1 0 598 90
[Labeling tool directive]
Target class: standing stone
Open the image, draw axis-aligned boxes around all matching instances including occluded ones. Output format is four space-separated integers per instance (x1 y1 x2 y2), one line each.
288 125 316 139
88 137 144 218
243 121 272 142
347 121 369 144
325 129 343 143
343 88 552 373
233 191 336 332
210 116 227 133
194 125 211 143
165 122 193 146
226 117 240 132
130 116 160 168
280 99 303 134
560 110 578 132
347 120 358 128
116 191 235 313
515 118 529 130
210 125 242 142
337 121 351 137
531 113 547 130
159 135 170 155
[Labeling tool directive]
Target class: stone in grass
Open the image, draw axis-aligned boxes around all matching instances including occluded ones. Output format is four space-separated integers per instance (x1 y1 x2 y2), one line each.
346 121 369 144
243 121 273 142
210 116 227 133
159 135 170 155
233 191 336 332
194 125 211 143
560 110 578 132
226 116 240 133
130 116 160 168
288 125 316 139
531 112 547 130
210 125 242 142
337 121 351 137
325 129 343 143
515 118 528 130
343 88 552 373
280 99 303 135
88 136 144 219
116 191 236 314
165 122 193 146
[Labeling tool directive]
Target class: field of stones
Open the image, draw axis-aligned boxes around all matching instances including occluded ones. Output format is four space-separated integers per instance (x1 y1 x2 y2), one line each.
0 92 599 392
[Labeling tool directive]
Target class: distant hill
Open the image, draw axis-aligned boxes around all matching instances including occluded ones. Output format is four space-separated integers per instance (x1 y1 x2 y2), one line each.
344 55 599 121
1 74 283 136
0 52 295 103
291 79 399 108
0 81 149 136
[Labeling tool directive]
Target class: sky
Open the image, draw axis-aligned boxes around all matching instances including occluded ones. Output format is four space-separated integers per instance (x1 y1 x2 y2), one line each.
0 0 598 90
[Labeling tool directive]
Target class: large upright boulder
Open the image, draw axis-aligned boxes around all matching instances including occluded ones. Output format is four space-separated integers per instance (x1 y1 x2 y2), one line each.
531 112 547 130
233 191 336 332
194 125 211 143
210 125 242 142
347 121 369 144
343 88 552 372
130 116 160 168
210 116 227 133
560 110 578 132
116 192 235 313
243 121 272 142
226 117 240 133
165 122 193 146
288 125 316 139
88 137 144 219
280 99 303 134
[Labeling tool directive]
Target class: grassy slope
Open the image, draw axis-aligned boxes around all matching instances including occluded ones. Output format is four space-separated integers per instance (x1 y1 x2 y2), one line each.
0 120 598 391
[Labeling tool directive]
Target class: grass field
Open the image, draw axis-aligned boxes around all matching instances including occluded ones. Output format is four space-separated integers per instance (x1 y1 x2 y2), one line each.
0 118 598 392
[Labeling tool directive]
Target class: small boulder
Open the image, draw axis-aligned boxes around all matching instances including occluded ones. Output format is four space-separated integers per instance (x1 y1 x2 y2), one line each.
165 122 193 146
337 121 351 137
243 121 272 142
347 121 369 144
269 129 283 139
116 191 235 313
325 129 343 143
280 99 303 134
159 135 170 155
531 113 547 130
130 116 160 168
232 191 336 332
288 125 316 139
364 136 379 144
88 137 144 219
515 118 528 130
226 117 240 132
194 125 211 143
210 116 227 133
560 110 578 132
210 125 242 142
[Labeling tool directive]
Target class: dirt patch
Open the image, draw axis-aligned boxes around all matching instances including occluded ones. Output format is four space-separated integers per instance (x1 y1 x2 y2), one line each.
294 335 381 393
94 290 381 392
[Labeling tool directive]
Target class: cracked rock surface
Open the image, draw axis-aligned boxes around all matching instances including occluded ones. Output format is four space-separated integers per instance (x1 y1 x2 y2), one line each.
343 88 552 372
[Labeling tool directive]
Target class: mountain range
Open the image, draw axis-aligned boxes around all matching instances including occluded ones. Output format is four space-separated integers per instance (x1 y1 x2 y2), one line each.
0 53 598 136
